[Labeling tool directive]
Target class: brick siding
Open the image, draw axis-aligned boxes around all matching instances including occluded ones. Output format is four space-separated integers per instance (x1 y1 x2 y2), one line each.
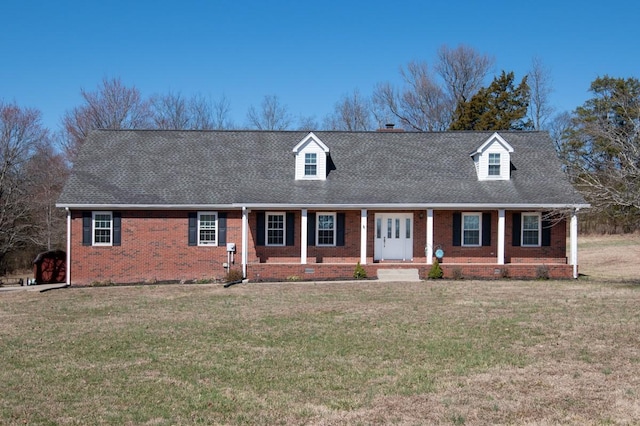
69 209 572 285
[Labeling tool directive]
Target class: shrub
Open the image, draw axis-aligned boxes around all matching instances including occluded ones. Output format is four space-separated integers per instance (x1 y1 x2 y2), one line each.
353 262 367 279
428 259 443 279
536 265 550 280
226 269 243 283
499 267 510 279
451 267 464 280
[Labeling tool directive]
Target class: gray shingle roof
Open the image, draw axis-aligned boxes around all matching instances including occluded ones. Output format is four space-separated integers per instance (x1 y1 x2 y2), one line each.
57 130 588 208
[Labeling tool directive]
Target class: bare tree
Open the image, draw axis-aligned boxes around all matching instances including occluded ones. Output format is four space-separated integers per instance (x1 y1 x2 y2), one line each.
0 101 49 268
527 57 555 130
246 95 292 130
373 62 451 131
151 92 231 130
62 77 152 159
297 115 319 131
435 44 494 104
548 112 573 153
151 91 190 130
324 89 373 131
211 95 234 130
372 45 493 131
24 142 68 251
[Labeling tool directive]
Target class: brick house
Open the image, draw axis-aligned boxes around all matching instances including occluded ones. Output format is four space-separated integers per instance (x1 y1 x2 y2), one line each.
57 129 588 284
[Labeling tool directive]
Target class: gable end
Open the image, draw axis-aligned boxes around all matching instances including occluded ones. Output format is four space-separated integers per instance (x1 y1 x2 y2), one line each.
293 132 329 181
471 132 514 181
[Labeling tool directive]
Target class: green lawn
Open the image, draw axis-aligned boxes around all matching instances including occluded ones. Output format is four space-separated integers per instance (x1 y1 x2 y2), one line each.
2 280 640 425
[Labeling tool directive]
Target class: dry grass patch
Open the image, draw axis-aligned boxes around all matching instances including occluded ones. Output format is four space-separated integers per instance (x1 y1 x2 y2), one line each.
578 233 640 281
1 279 640 424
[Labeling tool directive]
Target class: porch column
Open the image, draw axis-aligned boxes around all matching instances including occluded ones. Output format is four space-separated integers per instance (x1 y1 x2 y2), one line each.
497 209 505 265
301 209 308 264
426 209 434 264
242 207 248 278
360 209 367 264
570 209 579 279
66 208 71 286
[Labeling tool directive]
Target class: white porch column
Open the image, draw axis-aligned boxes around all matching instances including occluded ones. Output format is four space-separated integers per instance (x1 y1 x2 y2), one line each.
360 209 367 264
570 209 579 279
66 208 71 286
426 209 434 264
301 209 308 264
497 209 505 265
242 207 248 278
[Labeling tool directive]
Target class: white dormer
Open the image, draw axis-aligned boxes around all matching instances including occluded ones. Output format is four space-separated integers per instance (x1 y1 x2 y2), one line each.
293 132 330 180
470 132 514 181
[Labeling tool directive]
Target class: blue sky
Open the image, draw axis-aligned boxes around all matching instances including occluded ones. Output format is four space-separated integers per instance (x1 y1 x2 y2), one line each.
1 0 638 132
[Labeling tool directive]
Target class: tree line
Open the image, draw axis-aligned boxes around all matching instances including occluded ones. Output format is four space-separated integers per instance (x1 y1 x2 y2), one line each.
1 44 638 272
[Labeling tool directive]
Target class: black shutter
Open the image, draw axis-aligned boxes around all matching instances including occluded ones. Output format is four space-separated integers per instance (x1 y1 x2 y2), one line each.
307 212 316 246
452 212 461 246
286 212 295 246
336 213 345 246
188 212 197 246
542 217 552 246
218 212 227 246
512 213 521 246
482 212 491 247
256 212 265 246
113 212 121 246
82 211 91 246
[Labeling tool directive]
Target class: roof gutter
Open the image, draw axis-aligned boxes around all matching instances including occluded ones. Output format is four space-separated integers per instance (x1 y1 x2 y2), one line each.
57 202 591 210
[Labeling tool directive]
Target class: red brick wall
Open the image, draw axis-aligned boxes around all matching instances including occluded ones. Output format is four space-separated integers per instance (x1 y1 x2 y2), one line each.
70 210 244 285
506 211 567 262
69 209 571 284
434 211 567 263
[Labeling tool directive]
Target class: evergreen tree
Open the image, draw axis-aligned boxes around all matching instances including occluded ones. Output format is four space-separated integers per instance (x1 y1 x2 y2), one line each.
449 71 533 131
560 76 640 230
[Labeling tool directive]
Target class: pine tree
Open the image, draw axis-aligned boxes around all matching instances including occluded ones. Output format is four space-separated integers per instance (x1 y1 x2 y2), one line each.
449 71 532 131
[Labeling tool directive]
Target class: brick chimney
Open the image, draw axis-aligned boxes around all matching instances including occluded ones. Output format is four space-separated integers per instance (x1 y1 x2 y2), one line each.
377 123 404 132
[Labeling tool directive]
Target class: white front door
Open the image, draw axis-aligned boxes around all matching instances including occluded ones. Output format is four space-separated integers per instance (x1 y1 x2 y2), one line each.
374 213 413 261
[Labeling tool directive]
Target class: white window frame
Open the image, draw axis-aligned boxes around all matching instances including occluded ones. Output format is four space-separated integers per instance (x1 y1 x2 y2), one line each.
92 211 113 246
316 212 336 247
521 212 541 247
304 153 317 177
197 211 218 246
488 153 501 176
266 212 286 247
462 212 482 247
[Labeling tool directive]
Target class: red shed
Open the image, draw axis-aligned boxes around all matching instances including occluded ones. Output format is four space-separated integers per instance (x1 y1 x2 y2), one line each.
33 250 66 284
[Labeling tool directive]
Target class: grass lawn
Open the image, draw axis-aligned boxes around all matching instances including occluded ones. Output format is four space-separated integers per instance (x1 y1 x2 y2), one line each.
1 236 639 424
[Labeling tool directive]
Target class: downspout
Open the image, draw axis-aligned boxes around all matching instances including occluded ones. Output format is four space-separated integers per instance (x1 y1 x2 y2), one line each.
65 208 71 286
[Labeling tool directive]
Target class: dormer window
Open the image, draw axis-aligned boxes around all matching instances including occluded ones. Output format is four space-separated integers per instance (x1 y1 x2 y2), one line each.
488 153 500 176
293 132 329 180
305 153 317 176
471 132 514 181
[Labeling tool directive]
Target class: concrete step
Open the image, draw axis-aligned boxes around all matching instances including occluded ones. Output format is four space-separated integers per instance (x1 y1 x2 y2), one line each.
376 268 421 282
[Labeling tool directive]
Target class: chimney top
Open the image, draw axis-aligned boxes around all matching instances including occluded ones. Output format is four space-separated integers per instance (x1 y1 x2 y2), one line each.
376 123 404 132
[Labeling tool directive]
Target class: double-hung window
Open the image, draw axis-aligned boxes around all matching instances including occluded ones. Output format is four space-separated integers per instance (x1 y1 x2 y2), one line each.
522 213 541 246
198 212 217 246
488 153 500 176
462 213 481 247
266 213 285 246
305 153 317 177
317 213 336 246
93 212 113 246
